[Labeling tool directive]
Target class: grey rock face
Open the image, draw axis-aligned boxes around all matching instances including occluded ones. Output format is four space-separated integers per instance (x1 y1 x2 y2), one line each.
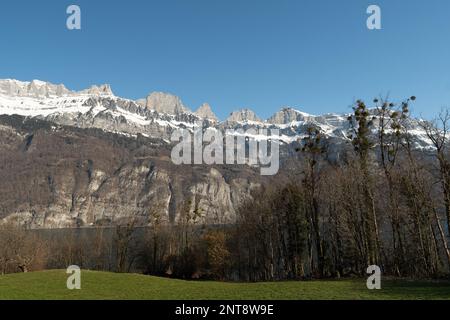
145 92 190 115
226 109 262 123
135 98 147 107
267 107 311 124
185 168 258 224
0 119 260 229
0 79 72 98
0 79 115 98
79 84 114 96
195 103 218 121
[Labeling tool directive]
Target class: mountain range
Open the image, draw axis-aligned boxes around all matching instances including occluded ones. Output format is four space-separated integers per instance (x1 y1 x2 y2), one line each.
0 79 433 228
0 79 433 146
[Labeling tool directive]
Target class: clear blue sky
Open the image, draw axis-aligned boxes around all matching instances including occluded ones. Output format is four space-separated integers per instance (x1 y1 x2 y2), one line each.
0 0 449 120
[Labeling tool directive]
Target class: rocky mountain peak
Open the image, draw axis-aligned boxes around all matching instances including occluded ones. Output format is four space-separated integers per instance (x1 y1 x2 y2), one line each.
0 79 72 98
226 108 262 123
0 78 434 152
267 107 312 124
195 103 218 121
145 92 190 115
80 84 114 96
0 79 117 98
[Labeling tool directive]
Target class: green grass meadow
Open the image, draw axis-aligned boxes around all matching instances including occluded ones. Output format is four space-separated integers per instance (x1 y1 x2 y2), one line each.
0 270 449 300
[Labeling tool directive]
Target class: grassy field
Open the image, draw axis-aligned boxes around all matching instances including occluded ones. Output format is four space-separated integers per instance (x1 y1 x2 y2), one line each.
0 270 449 300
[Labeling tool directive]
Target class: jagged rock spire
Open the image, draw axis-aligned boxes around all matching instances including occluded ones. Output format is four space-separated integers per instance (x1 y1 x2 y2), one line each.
195 103 218 121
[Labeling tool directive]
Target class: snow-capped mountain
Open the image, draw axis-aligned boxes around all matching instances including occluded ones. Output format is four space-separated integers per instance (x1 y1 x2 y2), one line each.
226 109 262 123
0 79 435 229
0 79 113 98
267 107 313 124
0 79 433 148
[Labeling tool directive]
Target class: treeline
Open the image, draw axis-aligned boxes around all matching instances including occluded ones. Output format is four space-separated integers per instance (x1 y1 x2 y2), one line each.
231 98 450 280
0 98 449 281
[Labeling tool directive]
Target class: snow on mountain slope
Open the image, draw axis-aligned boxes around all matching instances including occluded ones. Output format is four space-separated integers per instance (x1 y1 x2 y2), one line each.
0 79 434 149
0 94 91 117
0 79 70 98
